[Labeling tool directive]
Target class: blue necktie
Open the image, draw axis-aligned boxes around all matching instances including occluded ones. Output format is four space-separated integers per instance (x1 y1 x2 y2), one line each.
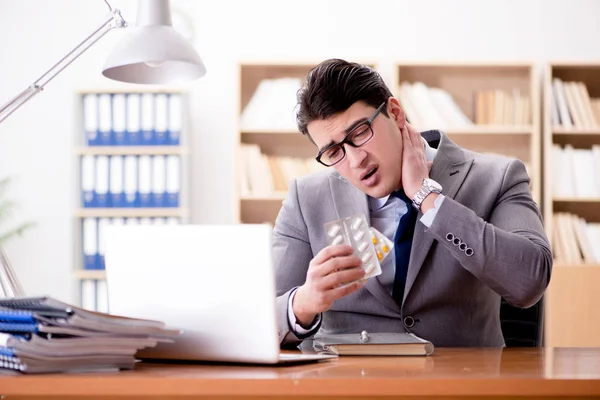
391 190 418 306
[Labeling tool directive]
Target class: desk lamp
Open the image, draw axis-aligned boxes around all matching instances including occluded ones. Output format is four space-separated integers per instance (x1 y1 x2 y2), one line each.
0 0 205 297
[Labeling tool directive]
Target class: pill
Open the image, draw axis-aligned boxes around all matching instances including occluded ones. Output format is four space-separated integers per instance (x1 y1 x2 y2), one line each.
382 245 389 252
364 263 375 275
372 236 378 244
328 224 341 237
362 253 372 263
354 230 365 241
351 218 363 230
377 251 383 260
332 235 343 245
358 241 368 252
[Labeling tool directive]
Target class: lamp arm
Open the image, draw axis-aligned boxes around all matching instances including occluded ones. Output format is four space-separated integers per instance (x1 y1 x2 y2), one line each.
0 246 24 297
0 6 127 124
0 0 128 298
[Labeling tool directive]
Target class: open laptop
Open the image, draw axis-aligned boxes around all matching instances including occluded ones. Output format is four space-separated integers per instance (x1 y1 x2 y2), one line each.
103 223 335 365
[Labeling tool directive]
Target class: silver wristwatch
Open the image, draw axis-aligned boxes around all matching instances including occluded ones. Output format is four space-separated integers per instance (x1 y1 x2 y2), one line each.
412 178 443 211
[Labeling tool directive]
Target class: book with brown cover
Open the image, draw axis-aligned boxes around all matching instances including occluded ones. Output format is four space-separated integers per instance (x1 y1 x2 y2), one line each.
313 331 434 356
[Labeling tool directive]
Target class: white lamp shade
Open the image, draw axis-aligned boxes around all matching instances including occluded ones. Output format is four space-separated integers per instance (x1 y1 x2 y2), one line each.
102 25 206 84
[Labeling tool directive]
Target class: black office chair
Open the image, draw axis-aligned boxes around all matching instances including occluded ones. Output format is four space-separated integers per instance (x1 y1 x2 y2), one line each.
500 297 544 347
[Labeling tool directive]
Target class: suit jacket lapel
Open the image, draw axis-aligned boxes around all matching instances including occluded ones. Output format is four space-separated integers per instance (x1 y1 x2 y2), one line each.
403 131 474 303
329 174 401 314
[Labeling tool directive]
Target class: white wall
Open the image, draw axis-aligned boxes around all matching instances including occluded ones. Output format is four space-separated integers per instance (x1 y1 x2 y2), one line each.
0 0 599 303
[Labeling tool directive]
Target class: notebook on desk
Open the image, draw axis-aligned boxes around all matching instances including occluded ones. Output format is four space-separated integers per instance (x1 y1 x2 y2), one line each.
103 223 335 366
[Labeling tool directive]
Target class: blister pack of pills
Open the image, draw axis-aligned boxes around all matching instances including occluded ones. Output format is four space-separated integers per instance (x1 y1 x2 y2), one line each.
324 214 392 281
370 227 394 263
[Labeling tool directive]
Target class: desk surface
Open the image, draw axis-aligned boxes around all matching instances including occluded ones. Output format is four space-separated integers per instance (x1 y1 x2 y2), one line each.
1 348 600 399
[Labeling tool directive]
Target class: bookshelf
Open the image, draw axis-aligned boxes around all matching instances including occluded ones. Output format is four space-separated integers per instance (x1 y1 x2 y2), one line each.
542 63 600 347
391 62 541 205
73 88 190 312
235 62 331 225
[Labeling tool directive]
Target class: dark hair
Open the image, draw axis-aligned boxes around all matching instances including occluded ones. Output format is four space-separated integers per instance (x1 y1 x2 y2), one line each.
296 58 392 137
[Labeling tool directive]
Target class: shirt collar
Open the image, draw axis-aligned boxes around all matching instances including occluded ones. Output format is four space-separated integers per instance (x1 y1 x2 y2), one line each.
368 136 438 211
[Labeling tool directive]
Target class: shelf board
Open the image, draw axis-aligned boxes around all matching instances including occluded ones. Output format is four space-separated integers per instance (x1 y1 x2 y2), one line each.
241 129 299 135
553 127 600 135
426 125 533 135
552 263 600 269
241 126 533 136
553 197 600 203
241 193 287 201
75 146 187 156
75 208 188 218
74 270 106 280
76 86 186 95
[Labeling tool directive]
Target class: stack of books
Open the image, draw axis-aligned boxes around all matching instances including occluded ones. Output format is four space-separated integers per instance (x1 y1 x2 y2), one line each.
0 296 179 374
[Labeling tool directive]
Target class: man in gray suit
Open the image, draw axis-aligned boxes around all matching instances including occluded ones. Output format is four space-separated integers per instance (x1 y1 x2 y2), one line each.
274 59 552 348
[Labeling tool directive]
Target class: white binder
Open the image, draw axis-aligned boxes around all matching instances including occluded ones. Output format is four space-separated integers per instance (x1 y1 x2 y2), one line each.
166 155 180 207
138 155 152 207
111 94 126 146
123 155 138 207
81 155 95 207
141 93 155 145
97 94 113 145
83 94 99 146
80 279 97 311
154 93 169 145
97 217 110 270
168 93 182 145
82 218 98 270
94 156 110 208
109 156 124 208
152 155 166 207
126 93 141 145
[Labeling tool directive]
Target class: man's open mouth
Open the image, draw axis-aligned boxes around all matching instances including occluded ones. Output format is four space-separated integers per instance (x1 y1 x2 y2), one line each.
362 167 377 180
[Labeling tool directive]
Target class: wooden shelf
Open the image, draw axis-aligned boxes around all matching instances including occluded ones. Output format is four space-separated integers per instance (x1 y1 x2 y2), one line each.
75 208 188 218
240 199 283 225
552 200 600 223
545 265 600 347
395 62 540 206
242 125 533 137
553 127 600 134
73 270 106 280
75 146 187 156
241 193 287 201
543 63 600 348
424 125 533 135
553 197 600 203
76 86 186 95
241 130 315 158
241 129 299 135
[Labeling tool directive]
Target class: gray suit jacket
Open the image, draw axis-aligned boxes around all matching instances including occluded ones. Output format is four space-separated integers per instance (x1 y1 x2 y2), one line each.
273 130 552 348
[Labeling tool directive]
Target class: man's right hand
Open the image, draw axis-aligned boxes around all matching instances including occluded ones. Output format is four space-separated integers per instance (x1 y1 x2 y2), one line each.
292 244 366 328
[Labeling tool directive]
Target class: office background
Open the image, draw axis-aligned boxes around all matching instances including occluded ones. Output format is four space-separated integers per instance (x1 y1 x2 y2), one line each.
0 0 598 329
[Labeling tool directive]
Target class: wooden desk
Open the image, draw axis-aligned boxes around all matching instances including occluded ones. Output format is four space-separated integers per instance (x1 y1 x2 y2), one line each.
1 348 600 399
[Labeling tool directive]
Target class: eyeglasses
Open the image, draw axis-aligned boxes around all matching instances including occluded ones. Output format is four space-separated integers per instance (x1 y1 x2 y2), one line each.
315 101 386 167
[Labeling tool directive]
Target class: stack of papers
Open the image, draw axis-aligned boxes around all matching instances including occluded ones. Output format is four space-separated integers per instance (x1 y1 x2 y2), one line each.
0 296 179 373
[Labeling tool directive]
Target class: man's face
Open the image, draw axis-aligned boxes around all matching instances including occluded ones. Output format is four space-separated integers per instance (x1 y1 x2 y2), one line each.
308 99 405 198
